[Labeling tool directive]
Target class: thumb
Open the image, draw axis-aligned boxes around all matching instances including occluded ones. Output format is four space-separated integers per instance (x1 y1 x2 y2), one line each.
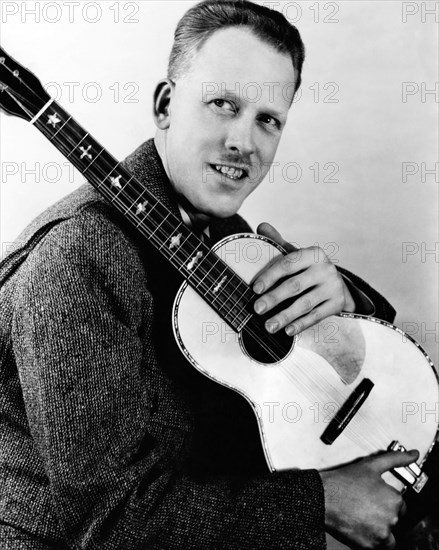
369 450 420 474
257 222 298 251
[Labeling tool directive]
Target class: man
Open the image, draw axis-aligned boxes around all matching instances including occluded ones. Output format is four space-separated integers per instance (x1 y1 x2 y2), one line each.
0 1 419 548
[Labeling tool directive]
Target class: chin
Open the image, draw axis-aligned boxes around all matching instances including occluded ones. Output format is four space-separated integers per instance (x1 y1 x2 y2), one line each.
204 200 242 219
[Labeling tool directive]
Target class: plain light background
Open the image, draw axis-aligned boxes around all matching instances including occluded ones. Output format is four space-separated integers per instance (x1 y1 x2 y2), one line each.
0 0 438 373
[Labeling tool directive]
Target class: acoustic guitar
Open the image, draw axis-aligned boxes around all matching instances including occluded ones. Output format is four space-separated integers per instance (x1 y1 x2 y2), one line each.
1 46 437 548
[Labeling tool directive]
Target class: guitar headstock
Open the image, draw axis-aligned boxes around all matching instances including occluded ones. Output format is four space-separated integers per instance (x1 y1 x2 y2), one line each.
0 46 51 121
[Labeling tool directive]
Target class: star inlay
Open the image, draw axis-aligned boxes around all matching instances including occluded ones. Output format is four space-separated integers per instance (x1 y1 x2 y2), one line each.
47 113 61 128
110 175 122 189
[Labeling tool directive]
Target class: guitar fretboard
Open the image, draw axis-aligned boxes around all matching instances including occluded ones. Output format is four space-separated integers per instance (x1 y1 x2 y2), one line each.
32 100 254 332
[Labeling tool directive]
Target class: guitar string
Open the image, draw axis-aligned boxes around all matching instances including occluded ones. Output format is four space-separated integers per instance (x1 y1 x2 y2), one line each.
277 351 393 451
2 84 406 453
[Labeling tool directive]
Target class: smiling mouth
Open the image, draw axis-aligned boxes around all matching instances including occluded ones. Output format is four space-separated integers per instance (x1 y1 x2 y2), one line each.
211 164 247 180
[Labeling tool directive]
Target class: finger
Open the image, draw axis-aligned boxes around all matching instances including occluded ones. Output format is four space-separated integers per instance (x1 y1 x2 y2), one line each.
256 222 300 255
263 288 329 334
253 271 312 316
283 299 338 336
257 222 291 250
252 248 316 295
262 287 323 333
369 450 420 474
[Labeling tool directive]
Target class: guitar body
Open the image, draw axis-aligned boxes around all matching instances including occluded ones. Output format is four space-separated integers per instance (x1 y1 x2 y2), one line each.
173 234 438 485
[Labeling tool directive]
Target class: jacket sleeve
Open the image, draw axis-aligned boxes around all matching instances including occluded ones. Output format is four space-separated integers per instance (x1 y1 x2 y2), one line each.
337 266 396 323
11 207 325 550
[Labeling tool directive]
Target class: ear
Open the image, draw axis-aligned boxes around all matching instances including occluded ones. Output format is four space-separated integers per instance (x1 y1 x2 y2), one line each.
153 78 174 129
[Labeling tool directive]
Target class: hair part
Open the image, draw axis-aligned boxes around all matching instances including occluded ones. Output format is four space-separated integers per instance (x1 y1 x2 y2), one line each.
167 0 305 93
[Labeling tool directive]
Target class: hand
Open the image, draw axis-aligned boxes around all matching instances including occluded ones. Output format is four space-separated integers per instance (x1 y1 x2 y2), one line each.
253 223 355 335
321 450 419 549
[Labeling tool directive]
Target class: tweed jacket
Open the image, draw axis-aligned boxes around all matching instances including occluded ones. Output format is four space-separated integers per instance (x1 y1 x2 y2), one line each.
0 139 396 549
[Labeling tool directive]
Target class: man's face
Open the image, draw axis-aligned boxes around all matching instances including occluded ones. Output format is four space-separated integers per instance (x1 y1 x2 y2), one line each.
161 27 297 218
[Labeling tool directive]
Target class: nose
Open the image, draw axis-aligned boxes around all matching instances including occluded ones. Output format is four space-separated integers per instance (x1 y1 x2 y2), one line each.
224 115 255 158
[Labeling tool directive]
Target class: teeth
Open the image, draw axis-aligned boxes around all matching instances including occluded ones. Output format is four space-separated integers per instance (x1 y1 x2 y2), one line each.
215 164 244 180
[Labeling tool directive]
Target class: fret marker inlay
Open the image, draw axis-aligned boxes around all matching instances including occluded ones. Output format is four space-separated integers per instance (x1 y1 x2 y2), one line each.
47 113 61 128
187 251 203 271
22 96 250 332
213 276 228 293
109 175 122 189
136 201 148 215
79 145 92 160
169 233 182 250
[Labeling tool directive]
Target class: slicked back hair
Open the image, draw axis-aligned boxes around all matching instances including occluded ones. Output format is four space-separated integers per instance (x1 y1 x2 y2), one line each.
167 0 305 93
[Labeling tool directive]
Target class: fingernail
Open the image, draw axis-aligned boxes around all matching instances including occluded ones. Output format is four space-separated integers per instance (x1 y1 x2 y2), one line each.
254 300 266 314
253 281 264 294
285 325 296 336
265 321 279 333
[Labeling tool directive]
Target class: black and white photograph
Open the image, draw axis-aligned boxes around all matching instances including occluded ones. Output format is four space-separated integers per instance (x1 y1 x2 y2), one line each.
0 1 438 548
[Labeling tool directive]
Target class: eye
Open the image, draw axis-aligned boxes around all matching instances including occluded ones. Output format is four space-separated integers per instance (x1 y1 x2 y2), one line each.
258 114 280 129
211 99 236 113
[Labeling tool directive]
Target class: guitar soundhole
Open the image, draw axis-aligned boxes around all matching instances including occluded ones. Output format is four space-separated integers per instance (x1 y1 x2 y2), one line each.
240 316 295 365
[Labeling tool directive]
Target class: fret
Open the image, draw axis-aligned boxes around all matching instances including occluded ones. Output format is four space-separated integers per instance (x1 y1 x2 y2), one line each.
136 198 156 225
124 189 142 215
118 174 134 197
213 276 228 294
83 147 105 171
208 271 252 320
181 238 207 272
146 208 168 233
66 132 89 158
169 231 191 261
50 115 71 139
158 220 183 252
186 250 204 272
209 267 229 299
31 98 255 333
236 312 253 332
205 255 228 291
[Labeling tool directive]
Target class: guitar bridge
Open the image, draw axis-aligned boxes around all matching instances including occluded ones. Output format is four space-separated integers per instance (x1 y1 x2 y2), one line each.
321 378 374 445
388 441 429 493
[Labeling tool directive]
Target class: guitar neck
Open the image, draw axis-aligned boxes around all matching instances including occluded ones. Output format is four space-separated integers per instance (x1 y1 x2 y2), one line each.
30 99 253 332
